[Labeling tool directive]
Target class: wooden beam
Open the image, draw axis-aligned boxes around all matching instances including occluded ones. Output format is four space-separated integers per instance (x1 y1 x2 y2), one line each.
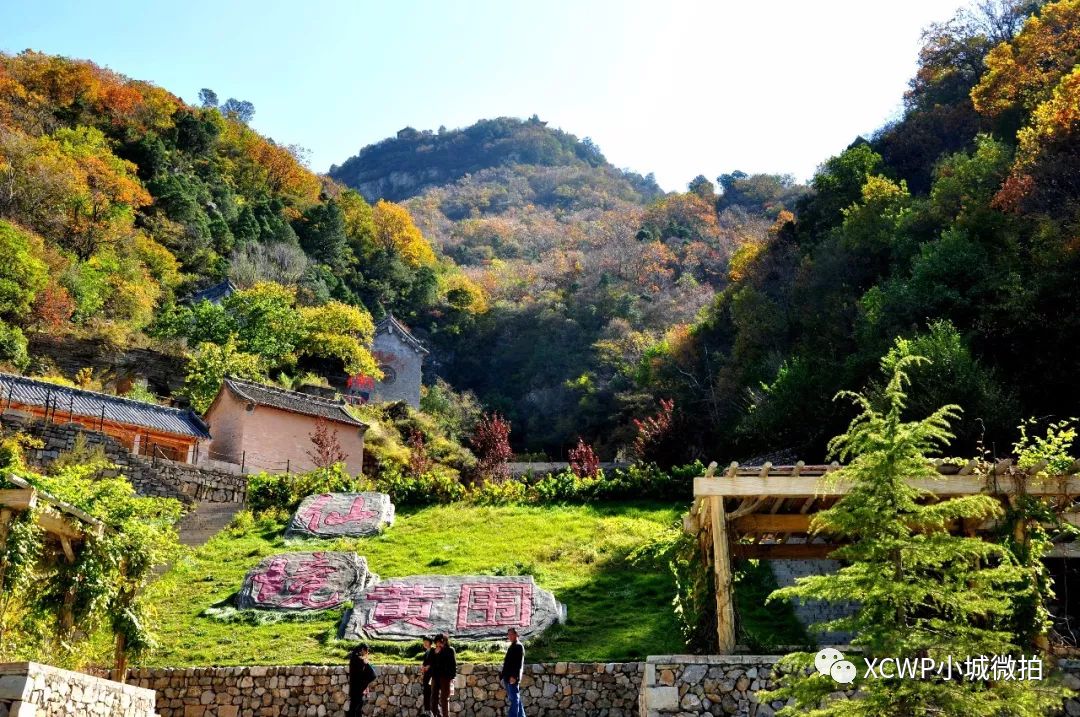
710 495 736 654
38 511 84 540
733 514 813 533
59 535 76 563
733 543 842 559
0 488 36 511
1047 543 1080 559
0 507 12 546
694 474 1080 498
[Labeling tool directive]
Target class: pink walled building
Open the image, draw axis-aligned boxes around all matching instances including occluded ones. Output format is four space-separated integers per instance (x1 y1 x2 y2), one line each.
203 377 368 476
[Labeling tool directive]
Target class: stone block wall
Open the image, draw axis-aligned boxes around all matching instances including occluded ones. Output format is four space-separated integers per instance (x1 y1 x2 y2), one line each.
125 662 644 717
639 655 784 717
0 661 157 717
769 559 855 645
0 413 246 506
639 655 1080 717
371 330 423 408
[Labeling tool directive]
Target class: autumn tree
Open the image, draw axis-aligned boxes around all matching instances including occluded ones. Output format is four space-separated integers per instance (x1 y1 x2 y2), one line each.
182 337 265 412
372 200 437 266
220 98 255 124
407 428 432 477
0 221 47 323
307 417 348 469
197 88 218 108
470 412 512 483
632 398 675 461
568 437 600 479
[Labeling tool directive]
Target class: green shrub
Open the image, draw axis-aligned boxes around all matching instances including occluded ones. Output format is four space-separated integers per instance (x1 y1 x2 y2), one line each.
246 460 703 515
247 465 370 515
0 321 29 370
371 464 466 506
469 478 528 506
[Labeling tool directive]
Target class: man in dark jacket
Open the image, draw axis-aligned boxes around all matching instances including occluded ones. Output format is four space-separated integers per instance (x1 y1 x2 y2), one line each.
501 628 526 717
430 633 457 717
420 636 435 716
348 643 377 717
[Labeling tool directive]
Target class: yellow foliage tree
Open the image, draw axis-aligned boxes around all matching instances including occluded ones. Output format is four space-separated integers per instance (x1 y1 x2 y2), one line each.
972 0 1080 118
372 200 437 266
298 301 380 377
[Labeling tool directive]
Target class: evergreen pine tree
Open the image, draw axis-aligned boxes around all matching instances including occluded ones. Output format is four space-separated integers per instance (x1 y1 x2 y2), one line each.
763 347 1065 716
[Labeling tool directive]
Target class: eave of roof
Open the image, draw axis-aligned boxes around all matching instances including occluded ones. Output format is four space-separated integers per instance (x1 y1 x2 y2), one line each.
221 376 367 428
375 313 429 355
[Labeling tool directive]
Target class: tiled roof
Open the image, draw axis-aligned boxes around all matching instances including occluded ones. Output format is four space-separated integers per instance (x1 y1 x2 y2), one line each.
221 377 367 427
375 313 429 354
0 372 210 439
185 279 236 305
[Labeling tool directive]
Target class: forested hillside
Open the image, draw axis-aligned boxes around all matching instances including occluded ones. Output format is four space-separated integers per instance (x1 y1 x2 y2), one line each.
331 0 1080 465
0 51 486 412
3 0 1079 467
332 118 805 455
640 0 1080 461
329 116 662 204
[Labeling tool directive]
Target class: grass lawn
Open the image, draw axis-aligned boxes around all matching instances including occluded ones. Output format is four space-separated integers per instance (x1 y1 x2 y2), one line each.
145 501 685 667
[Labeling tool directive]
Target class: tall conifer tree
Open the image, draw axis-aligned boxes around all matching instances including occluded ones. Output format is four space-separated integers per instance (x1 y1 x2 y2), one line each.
764 346 1064 716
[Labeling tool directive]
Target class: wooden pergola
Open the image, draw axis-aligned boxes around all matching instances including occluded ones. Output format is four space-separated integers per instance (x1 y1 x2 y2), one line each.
0 475 105 632
689 459 1080 653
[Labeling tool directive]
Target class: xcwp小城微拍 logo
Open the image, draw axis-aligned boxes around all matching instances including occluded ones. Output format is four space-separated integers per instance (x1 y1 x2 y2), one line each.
815 647 858 684
815 648 1045 684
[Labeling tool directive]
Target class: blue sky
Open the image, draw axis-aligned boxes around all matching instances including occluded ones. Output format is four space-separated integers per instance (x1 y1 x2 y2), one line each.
2 0 968 190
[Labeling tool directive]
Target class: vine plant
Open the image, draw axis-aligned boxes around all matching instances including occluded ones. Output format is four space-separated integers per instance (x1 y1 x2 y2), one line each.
0 434 183 671
995 418 1079 649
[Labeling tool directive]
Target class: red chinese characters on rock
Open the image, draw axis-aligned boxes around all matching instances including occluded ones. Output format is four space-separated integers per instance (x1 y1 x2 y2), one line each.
325 495 378 526
365 585 445 629
299 493 378 532
295 492 380 531
456 582 533 630
250 553 343 609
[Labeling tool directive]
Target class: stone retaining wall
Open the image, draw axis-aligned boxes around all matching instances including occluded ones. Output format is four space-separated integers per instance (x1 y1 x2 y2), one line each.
0 413 246 506
0 661 157 717
639 655 1080 717
126 662 643 717
639 655 783 717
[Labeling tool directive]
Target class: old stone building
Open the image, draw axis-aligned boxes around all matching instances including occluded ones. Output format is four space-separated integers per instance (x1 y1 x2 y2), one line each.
359 314 428 408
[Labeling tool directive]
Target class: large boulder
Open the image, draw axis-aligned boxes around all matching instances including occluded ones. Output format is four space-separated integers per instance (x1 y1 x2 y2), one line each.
237 551 378 610
286 492 395 539
341 574 566 641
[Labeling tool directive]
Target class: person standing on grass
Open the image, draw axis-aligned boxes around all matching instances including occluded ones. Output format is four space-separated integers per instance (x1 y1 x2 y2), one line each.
348 643 377 717
420 635 436 716
430 633 457 717
501 627 526 717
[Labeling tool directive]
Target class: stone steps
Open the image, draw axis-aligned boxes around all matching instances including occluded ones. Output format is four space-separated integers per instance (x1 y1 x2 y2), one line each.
177 501 245 547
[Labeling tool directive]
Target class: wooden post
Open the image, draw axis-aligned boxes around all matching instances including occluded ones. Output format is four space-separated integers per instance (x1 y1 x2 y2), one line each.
710 495 736 653
0 507 13 590
59 535 76 635
112 631 128 683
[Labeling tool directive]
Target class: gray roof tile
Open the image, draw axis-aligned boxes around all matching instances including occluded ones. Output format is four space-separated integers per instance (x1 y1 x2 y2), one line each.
222 377 367 427
0 372 210 439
